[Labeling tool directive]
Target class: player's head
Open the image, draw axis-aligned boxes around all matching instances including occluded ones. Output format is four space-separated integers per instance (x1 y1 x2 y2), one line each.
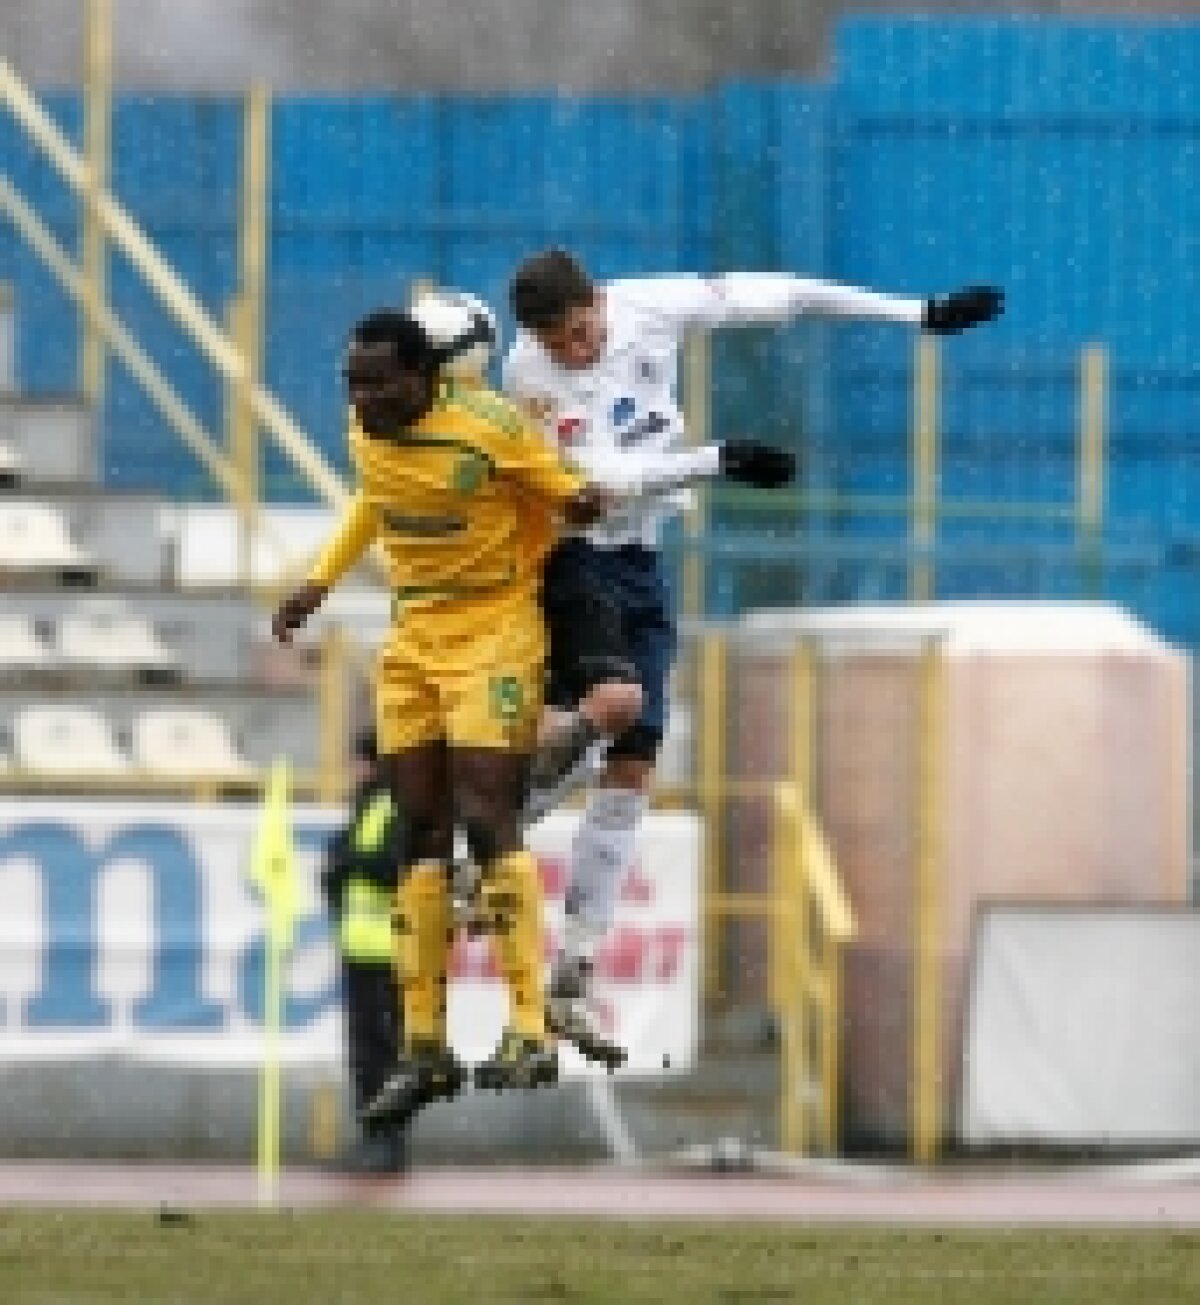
510 248 604 370
411 288 499 382
345 309 440 436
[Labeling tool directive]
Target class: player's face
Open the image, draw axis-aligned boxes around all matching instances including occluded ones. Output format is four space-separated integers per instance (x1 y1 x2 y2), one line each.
537 295 606 370
344 340 426 437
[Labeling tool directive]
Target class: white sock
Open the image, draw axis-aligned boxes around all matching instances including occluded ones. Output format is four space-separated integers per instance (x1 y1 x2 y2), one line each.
562 787 646 964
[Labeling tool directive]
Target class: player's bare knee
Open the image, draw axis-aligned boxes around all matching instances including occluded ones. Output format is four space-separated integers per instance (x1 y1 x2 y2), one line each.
580 680 644 737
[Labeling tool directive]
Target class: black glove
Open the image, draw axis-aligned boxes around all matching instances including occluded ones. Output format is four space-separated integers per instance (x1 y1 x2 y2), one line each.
271 581 328 644
922 285 1004 334
719 440 795 490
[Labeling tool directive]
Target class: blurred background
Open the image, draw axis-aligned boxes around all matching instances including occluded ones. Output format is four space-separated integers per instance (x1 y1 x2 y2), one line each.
1 2 1199 1171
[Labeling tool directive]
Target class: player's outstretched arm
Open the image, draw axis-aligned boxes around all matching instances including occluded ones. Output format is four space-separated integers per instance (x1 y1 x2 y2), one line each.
625 273 1003 335
272 491 379 644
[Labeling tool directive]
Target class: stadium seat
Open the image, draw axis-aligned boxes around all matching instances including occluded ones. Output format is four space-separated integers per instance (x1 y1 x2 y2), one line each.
0 438 18 486
14 702 129 775
55 599 179 679
0 613 54 672
0 501 93 573
132 705 256 778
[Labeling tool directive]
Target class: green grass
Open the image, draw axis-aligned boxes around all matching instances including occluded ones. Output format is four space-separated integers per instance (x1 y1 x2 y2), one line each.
1 1211 1199 1303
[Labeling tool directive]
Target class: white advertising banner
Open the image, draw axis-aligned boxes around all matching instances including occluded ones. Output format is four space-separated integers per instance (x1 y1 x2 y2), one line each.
0 799 699 1075
961 906 1200 1145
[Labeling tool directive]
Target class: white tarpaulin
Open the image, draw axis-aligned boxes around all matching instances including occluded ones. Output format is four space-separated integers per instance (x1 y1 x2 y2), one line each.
0 798 699 1075
961 906 1200 1145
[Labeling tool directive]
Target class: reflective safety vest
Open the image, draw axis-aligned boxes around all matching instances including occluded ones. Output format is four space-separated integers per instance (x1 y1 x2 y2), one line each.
338 790 400 961
339 877 395 963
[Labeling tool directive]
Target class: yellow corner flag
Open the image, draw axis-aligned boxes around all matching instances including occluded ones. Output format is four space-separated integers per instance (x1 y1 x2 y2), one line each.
250 756 298 1207
252 757 299 948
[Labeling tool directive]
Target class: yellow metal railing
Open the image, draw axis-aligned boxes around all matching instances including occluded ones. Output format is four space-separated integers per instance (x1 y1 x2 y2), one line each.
0 52 347 510
910 335 940 601
0 32 357 801
679 629 856 1156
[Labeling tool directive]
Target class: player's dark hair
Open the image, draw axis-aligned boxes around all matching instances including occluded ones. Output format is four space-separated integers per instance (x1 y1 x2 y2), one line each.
349 309 438 429
510 249 595 331
351 309 438 372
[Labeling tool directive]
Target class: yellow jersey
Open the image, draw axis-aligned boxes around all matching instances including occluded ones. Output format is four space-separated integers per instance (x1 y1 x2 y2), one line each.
307 380 582 603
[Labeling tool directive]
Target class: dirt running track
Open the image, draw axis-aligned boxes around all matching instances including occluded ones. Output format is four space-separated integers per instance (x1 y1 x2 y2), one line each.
2 1161 1200 1225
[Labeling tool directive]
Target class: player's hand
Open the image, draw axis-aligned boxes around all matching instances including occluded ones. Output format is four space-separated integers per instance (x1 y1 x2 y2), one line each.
922 286 1004 334
565 486 617 525
271 581 328 644
719 440 795 489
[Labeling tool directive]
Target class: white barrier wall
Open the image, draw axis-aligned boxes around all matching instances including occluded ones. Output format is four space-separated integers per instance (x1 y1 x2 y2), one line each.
962 906 1200 1146
0 799 699 1076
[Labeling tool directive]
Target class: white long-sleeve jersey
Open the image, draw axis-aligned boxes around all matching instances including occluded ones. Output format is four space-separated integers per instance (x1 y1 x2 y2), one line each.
502 272 924 548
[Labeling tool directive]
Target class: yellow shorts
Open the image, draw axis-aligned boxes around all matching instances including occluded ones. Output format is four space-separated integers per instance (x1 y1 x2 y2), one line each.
374 589 546 755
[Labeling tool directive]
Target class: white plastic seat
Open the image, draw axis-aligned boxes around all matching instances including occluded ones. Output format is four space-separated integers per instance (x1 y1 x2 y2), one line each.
0 501 91 571
0 439 19 482
15 703 128 775
0 614 53 671
55 600 178 675
133 706 255 779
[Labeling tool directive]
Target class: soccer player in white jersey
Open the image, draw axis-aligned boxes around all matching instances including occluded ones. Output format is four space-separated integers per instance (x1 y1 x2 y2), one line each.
502 249 1003 1066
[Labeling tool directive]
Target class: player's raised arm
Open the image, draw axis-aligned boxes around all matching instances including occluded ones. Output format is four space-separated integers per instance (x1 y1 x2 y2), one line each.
615 272 1003 334
272 490 380 644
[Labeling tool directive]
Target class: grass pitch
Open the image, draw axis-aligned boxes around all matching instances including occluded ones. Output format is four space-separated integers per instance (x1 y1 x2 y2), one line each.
1 1210 1199 1303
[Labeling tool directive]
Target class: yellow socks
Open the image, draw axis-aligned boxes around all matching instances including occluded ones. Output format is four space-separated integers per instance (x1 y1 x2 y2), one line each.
481 849 548 1043
393 861 451 1046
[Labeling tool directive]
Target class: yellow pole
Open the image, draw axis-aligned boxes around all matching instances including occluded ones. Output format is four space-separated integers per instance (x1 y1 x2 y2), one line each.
259 910 283 1205
911 638 944 1163
790 640 825 1153
698 629 727 1003
774 786 804 1155
318 624 347 804
236 83 269 585
1077 344 1108 599
81 0 111 407
910 336 940 602
682 329 711 619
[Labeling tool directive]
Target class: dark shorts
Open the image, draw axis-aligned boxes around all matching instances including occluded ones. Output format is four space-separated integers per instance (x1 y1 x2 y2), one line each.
542 538 676 762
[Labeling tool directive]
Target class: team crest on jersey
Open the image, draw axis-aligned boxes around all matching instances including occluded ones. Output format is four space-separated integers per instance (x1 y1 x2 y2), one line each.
489 675 524 722
611 396 636 427
452 451 489 495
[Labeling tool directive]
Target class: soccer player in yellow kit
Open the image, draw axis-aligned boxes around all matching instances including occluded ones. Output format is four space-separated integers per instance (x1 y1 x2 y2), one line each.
273 308 609 1123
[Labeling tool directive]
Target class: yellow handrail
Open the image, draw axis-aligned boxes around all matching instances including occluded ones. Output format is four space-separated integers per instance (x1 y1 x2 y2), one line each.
3 175 236 500
0 173 291 563
0 54 347 510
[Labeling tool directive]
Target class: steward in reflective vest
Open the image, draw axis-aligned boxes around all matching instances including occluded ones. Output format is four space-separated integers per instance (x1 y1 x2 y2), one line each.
322 731 409 1170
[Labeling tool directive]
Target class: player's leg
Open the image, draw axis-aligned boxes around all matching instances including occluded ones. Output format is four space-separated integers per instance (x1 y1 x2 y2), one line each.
524 552 643 822
550 548 676 1067
362 637 465 1127
452 744 559 1090
441 602 560 1090
363 739 467 1126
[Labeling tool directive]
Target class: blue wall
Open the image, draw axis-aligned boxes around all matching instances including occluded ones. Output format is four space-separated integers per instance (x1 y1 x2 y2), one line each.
5 18 1200 639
